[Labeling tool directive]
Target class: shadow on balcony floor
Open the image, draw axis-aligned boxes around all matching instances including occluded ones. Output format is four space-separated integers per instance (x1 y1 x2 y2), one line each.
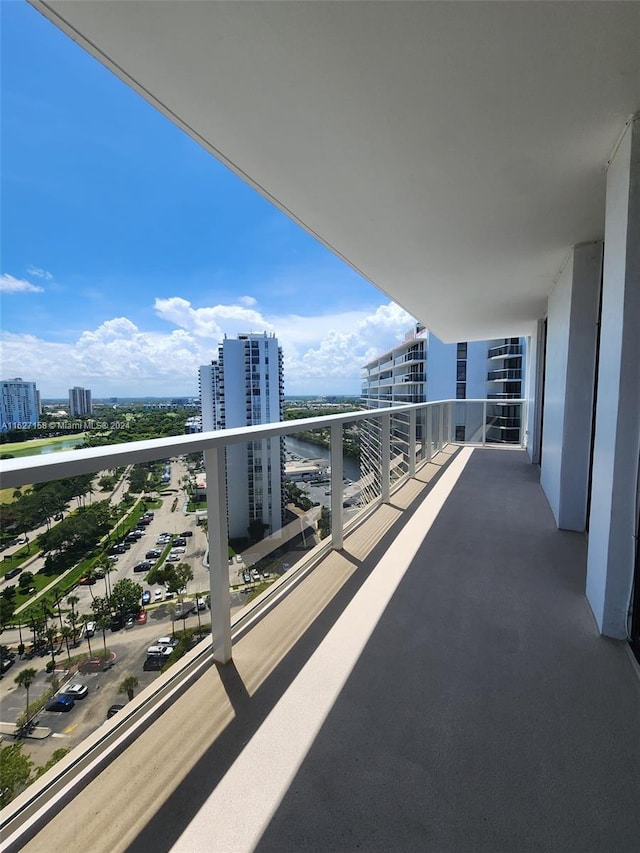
19 448 640 853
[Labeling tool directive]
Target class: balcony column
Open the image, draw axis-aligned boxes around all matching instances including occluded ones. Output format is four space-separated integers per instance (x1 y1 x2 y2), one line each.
586 116 640 639
408 408 416 477
330 423 344 550
381 413 391 502
425 405 432 462
203 445 232 663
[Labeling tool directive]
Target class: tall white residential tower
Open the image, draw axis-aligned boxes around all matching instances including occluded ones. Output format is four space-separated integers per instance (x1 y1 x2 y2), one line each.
68 386 92 418
1 378 40 429
200 333 285 540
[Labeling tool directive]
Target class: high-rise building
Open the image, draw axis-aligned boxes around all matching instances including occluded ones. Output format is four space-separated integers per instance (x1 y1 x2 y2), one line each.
68 386 92 418
200 333 285 540
1 378 40 429
359 326 525 502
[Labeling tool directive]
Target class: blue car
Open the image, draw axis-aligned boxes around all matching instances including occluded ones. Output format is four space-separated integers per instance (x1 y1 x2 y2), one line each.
142 590 151 605
46 694 75 712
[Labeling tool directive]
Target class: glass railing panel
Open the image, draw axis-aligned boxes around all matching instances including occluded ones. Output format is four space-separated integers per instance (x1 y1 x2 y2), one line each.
453 401 485 443
485 401 523 445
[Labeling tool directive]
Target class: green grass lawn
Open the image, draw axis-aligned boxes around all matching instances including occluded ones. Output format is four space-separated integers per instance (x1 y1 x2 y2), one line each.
0 434 86 458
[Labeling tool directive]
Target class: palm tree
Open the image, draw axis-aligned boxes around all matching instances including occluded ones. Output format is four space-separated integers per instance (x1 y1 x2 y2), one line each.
15 668 38 722
167 602 177 638
45 626 58 671
67 595 80 644
118 675 139 702
82 615 94 657
60 625 73 663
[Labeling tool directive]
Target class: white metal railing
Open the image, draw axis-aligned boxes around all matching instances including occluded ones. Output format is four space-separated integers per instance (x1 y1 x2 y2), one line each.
0 398 526 842
0 399 526 664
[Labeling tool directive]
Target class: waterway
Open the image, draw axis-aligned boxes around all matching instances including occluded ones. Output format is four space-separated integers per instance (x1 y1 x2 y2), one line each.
39 439 83 454
285 435 361 482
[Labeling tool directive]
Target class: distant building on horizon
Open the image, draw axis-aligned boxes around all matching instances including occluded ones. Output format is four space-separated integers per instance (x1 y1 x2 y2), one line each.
69 386 92 418
1 378 40 430
199 332 285 540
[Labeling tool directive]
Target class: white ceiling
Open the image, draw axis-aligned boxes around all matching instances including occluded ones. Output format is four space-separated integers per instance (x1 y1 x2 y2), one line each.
33 1 640 341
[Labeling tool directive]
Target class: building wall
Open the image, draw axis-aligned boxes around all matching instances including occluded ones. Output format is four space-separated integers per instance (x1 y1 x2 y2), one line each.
69 387 92 418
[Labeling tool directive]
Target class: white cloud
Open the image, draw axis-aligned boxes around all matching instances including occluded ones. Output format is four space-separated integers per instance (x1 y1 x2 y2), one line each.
0 273 44 294
0 300 416 397
26 266 54 281
238 295 257 307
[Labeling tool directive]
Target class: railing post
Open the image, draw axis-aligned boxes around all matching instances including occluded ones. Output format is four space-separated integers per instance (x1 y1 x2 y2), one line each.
448 401 454 444
381 413 391 502
438 404 445 451
203 445 232 664
330 422 344 550
408 408 416 477
482 400 487 446
426 405 432 462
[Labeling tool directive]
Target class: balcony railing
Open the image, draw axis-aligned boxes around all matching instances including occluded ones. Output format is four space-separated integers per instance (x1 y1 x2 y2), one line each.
487 343 522 359
487 369 522 381
0 398 526 844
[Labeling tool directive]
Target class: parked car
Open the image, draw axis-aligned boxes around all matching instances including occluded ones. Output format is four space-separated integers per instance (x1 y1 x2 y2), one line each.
196 597 206 611
153 589 164 602
62 683 88 699
107 704 124 719
170 547 186 554
135 610 148 625
242 570 251 583
107 555 119 563
166 554 180 562
78 575 97 586
235 555 243 564
146 645 173 658
46 695 75 712
141 590 151 605
4 567 22 580
145 549 161 559
172 537 186 547
134 561 152 573
124 615 135 629
84 621 96 638
180 530 193 537
251 569 261 582
156 636 179 648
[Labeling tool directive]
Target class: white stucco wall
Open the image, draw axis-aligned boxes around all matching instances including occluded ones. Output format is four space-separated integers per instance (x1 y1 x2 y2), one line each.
540 255 573 522
586 119 640 638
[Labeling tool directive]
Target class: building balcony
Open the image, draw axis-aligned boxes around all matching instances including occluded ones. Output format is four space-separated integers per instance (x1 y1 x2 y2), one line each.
487 369 522 382
1 402 639 851
488 343 523 359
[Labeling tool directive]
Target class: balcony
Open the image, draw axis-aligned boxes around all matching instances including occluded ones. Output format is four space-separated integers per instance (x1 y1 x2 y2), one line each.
487 369 522 382
1 402 639 851
488 343 522 359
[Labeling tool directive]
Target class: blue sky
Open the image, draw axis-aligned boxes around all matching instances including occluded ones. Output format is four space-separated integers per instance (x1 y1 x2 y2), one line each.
1 1 415 398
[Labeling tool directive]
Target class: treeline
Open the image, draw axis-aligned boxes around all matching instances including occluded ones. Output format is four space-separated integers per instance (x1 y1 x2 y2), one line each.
1 475 94 548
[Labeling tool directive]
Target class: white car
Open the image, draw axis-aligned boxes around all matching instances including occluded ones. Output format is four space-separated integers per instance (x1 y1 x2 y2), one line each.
62 683 89 699
146 645 172 658
84 621 96 638
153 589 164 602
170 547 186 554
235 555 243 563
156 636 179 648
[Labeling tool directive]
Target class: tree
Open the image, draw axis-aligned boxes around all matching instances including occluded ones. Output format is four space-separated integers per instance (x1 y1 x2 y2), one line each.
167 563 193 606
0 743 33 807
118 675 139 702
82 615 94 657
60 625 73 663
45 626 58 671
18 571 34 592
14 668 38 721
91 597 111 660
66 595 80 644
167 602 177 638
110 578 143 620
318 505 331 540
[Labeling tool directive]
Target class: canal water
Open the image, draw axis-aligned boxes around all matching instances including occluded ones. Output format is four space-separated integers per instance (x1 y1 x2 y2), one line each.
39 439 84 454
285 435 361 482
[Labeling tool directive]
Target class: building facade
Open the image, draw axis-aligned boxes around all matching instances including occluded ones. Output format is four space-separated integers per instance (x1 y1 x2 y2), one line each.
1 378 40 429
200 333 285 540
68 386 92 418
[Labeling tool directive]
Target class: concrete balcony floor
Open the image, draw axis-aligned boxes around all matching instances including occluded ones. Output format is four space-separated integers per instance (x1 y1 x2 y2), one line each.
19 447 640 853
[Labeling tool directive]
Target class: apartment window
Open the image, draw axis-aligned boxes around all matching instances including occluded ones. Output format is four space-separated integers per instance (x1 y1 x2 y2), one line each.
457 342 467 359
456 361 467 381
456 382 466 399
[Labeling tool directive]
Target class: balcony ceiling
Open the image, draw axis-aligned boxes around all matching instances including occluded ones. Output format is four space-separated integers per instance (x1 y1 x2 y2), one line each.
33 1 640 341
